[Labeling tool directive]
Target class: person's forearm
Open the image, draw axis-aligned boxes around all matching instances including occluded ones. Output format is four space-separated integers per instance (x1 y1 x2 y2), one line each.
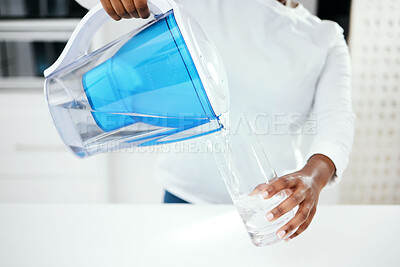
302 154 336 192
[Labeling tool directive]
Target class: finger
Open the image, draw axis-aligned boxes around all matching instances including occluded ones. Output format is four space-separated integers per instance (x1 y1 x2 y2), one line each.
100 0 122 20
110 0 131 19
249 183 268 196
265 190 306 221
134 0 150 18
261 176 297 199
283 189 293 196
276 202 312 240
290 206 317 240
269 176 279 183
121 0 139 18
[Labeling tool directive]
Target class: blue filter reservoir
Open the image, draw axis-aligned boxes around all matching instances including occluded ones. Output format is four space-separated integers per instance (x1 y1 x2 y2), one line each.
44 2 229 157
83 12 216 133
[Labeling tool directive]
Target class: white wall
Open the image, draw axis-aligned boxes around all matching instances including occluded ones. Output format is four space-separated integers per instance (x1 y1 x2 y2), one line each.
338 0 400 204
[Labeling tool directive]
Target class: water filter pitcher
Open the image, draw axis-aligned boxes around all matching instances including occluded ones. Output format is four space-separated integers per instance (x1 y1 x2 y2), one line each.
44 0 229 157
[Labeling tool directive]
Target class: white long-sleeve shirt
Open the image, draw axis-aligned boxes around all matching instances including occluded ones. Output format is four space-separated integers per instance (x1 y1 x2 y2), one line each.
154 0 355 203
76 0 355 204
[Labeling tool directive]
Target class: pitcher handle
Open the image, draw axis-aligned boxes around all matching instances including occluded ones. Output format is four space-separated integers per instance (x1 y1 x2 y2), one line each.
44 0 172 77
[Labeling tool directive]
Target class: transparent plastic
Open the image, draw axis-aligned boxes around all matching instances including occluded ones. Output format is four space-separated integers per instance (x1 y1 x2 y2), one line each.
45 6 228 157
207 121 295 246
175 1 229 121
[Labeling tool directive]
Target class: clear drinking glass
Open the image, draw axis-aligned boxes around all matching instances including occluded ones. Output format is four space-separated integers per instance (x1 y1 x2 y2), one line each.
207 121 295 246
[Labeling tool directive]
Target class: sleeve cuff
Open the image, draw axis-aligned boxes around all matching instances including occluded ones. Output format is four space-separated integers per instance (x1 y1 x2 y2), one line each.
306 140 350 186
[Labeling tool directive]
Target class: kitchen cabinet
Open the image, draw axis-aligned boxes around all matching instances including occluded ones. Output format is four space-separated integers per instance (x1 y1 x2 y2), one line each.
0 2 110 203
0 90 110 203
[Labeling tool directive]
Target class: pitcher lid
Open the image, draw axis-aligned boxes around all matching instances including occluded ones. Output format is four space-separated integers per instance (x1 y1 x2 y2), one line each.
171 0 230 120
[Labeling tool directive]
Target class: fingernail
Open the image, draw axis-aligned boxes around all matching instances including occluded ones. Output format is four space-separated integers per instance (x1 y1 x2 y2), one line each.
265 212 274 221
260 191 269 198
277 230 286 239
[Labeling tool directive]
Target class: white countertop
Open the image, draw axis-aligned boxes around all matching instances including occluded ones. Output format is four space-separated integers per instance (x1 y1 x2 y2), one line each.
0 204 399 267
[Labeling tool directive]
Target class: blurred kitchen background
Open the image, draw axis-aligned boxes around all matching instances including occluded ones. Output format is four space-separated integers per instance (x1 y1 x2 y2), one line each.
0 0 399 204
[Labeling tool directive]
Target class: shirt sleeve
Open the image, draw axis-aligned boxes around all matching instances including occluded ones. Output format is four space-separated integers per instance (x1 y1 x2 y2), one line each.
306 28 355 186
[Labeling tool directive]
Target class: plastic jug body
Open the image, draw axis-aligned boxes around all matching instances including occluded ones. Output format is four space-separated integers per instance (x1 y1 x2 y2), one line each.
45 10 223 157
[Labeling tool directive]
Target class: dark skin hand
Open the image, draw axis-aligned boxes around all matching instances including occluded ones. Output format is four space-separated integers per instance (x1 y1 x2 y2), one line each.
100 0 297 21
252 154 336 241
100 0 150 20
